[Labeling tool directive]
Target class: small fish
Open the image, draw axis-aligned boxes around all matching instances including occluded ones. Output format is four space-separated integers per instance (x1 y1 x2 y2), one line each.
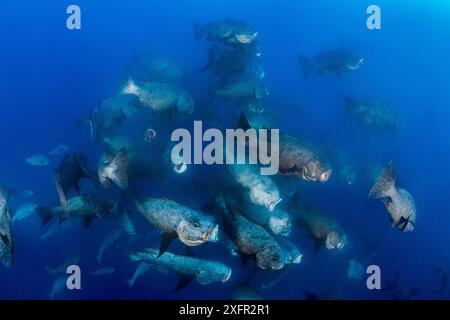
22 190 34 198
46 254 80 274
347 258 365 283
127 261 151 287
90 266 116 276
25 154 50 166
12 203 37 223
96 229 122 264
49 276 67 299
48 144 70 156
128 248 232 290
38 219 77 241
118 210 136 235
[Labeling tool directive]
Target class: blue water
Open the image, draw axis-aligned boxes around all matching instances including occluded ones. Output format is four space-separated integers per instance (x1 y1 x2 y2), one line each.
0 0 449 299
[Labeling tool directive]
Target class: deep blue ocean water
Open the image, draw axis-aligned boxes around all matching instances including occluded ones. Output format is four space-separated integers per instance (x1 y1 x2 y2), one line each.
0 0 449 299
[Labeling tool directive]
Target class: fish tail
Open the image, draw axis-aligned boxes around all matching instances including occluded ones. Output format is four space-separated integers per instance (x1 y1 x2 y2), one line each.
127 278 135 288
193 23 205 41
35 207 54 226
55 179 69 218
122 78 140 96
298 54 314 79
105 148 129 191
369 160 396 199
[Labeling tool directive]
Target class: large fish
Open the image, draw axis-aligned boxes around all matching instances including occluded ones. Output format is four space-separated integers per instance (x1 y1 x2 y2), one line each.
237 112 332 183
298 48 364 79
128 248 232 291
193 19 258 45
36 182 117 228
0 187 14 267
369 161 416 232
55 152 95 194
345 97 399 132
228 164 282 212
214 80 270 101
122 79 194 115
136 198 219 256
297 207 348 252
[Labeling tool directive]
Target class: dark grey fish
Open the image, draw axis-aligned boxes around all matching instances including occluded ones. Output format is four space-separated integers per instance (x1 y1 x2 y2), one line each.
55 152 95 194
0 187 14 267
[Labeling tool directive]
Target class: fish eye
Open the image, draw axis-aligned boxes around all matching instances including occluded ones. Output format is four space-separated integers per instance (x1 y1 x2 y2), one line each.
272 256 280 262
192 221 200 228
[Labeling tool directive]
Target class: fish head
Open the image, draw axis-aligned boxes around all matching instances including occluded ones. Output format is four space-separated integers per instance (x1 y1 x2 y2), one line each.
176 94 195 114
268 210 292 236
249 181 282 211
345 55 364 71
325 231 347 250
257 244 287 271
302 160 332 183
93 197 117 218
177 212 219 246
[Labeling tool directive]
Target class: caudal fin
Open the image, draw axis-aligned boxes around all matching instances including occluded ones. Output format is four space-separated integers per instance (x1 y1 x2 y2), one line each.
36 207 54 226
235 111 252 131
298 54 314 79
193 23 205 41
369 161 396 199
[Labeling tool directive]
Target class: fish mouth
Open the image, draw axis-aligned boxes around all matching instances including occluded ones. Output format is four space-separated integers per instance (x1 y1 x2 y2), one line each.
202 224 219 242
222 268 232 283
236 34 254 44
292 254 303 264
268 198 282 211
271 263 285 271
320 170 332 183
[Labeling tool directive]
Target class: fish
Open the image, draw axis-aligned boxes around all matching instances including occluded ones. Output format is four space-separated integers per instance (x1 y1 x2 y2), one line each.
89 94 140 141
224 188 290 235
217 196 288 271
369 161 416 232
128 248 232 291
118 210 136 235
45 254 80 274
237 112 331 183
122 79 195 115
228 164 282 212
274 236 303 264
0 187 14 267
97 148 128 191
290 195 347 252
55 152 95 194
25 154 50 166
48 144 70 156
345 97 399 132
136 198 219 256
193 19 258 45
97 229 122 264
36 182 117 229
12 202 37 223
298 48 364 79
127 261 151 287
90 266 116 276
22 190 34 198
49 276 67 299
38 219 78 241
347 258 365 283
214 80 270 101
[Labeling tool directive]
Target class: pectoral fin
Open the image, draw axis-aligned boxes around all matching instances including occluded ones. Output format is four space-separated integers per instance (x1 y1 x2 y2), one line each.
83 217 93 229
173 275 195 293
158 233 177 258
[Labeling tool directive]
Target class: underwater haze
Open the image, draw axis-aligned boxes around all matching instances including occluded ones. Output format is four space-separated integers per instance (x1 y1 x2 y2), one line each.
0 0 449 300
